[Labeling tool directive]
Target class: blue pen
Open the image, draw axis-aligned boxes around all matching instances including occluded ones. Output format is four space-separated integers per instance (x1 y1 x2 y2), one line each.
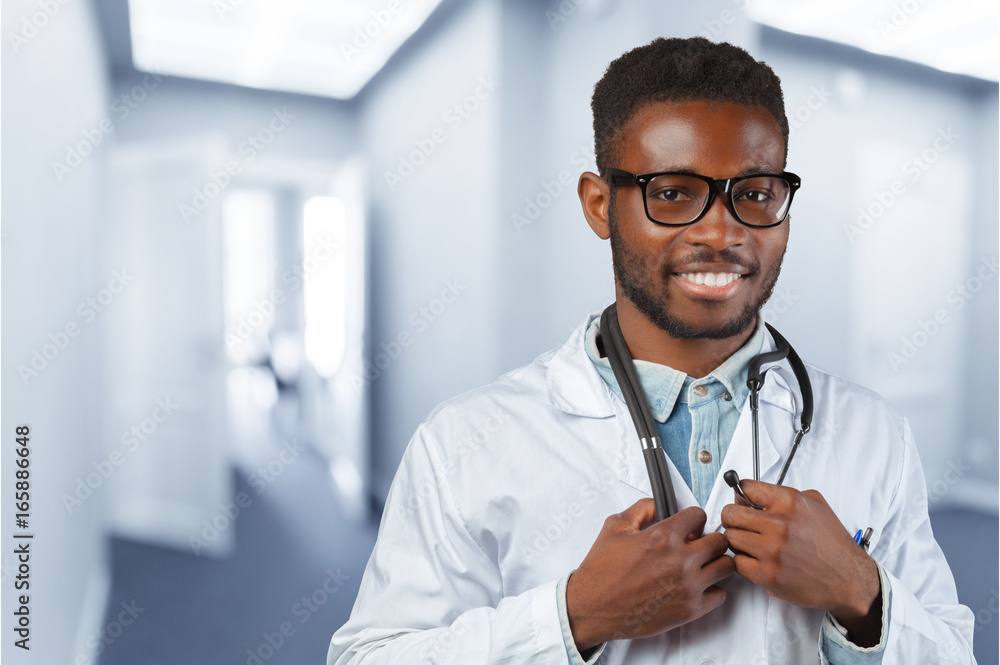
854 527 873 551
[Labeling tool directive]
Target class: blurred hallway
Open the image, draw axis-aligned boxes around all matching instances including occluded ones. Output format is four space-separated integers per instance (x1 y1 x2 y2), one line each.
2 1 996 664
98 388 378 665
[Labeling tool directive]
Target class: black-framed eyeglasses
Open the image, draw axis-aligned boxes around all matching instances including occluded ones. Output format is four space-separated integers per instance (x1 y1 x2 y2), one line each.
605 168 801 228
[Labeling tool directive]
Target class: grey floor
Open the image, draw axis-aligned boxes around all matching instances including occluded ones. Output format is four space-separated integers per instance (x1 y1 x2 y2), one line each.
930 507 999 665
97 449 378 665
97 459 998 664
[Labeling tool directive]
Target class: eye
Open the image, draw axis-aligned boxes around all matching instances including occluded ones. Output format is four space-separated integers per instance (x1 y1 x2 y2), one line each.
648 187 695 203
736 189 774 204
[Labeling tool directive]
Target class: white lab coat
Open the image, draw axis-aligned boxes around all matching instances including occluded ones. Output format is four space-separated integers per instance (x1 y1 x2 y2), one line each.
328 312 976 664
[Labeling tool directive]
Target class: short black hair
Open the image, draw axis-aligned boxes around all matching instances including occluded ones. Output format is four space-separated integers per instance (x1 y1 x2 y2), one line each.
591 37 789 174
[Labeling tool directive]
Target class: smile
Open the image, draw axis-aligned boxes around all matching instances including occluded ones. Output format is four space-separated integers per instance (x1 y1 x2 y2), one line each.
672 272 746 300
676 272 741 287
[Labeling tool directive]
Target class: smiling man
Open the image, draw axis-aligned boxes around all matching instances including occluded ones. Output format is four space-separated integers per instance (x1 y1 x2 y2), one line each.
329 37 975 665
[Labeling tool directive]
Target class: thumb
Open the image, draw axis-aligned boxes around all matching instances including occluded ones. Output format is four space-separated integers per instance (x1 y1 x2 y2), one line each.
613 498 658 533
739 479 793 507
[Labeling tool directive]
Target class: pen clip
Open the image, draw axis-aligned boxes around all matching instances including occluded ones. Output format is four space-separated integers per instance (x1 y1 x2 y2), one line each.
854 527 873 552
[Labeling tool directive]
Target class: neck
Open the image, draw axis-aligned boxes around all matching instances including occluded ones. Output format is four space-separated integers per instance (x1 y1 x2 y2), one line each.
612 295 755 379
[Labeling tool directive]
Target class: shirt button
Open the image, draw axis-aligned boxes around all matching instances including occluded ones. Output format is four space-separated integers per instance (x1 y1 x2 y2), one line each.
698 660 715 665
698 450 712 464
722 391 732 401
693 385 708 396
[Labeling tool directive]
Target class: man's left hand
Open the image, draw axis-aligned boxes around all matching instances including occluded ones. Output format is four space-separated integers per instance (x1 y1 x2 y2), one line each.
720 481 883 647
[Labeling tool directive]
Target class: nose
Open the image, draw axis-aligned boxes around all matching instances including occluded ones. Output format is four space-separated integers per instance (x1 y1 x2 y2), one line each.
683 189 747 251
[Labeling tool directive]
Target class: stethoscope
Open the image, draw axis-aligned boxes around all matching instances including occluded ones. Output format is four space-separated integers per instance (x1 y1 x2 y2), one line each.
599 302 813 523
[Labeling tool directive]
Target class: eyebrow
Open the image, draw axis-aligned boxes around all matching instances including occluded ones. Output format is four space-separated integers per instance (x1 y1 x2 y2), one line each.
647 165 782 177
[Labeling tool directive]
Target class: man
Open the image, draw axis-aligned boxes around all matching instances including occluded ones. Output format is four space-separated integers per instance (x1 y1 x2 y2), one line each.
328 38 975 664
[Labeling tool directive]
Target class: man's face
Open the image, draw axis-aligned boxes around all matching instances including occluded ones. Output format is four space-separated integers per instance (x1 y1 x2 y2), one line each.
607 99 789 339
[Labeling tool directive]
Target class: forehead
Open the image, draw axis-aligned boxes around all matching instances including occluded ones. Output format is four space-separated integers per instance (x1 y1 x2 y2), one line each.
618 100 786 177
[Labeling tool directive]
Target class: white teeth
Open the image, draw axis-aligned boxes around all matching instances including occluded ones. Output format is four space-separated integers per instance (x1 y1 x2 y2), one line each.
679 272 740 287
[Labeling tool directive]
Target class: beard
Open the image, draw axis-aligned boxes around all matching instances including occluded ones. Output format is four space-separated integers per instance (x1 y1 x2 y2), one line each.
608 200 785 340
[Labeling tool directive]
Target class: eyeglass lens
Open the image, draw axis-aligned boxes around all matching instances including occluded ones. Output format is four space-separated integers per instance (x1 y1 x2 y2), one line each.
645 174 792 226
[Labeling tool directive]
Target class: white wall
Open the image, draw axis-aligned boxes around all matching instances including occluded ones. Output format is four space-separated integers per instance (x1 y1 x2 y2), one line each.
360 0 503 497
758 30 998 509
1 1 110 662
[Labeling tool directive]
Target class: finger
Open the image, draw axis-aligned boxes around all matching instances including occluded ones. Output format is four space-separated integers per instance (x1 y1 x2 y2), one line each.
724 527 768 559
687 531 731 562
693 584 728 619
663 505 708 538
609 498 657 533
731 552 771 588
739 479 796 507
700 552 736 587
720 503 766 533
801 488 828 506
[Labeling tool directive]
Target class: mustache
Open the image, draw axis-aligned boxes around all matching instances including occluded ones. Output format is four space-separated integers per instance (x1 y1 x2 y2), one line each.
661 248 759 275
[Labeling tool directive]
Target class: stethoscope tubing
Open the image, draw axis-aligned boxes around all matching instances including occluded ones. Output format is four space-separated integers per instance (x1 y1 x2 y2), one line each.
600 303 813 522
600 305 679 521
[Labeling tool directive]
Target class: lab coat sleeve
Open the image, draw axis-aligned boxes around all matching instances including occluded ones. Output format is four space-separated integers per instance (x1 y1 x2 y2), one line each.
327 424 573 665
819 562 891 664
854 417 976 665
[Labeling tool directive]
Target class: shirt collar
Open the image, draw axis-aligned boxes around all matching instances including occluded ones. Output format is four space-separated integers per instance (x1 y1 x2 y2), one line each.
583 312 766 422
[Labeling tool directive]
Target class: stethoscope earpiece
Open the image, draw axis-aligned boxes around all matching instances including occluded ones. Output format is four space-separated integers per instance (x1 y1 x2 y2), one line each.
724 470 764 510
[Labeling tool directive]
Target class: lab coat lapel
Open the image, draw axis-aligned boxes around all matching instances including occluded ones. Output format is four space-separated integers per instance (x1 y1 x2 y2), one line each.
605 390 700 509
703 364 797 532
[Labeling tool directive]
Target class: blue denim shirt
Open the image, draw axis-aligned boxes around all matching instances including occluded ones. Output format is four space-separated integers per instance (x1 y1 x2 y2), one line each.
584 314 763 507
557 315 889 664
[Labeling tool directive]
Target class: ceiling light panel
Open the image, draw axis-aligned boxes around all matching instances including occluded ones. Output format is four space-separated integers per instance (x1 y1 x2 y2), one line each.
747 0 999 82
129 0 445 99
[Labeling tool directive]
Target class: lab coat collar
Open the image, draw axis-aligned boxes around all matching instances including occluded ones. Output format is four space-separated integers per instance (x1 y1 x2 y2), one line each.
547 311 801 420
548 312 806 530
546 311 616 418
755 328 799 417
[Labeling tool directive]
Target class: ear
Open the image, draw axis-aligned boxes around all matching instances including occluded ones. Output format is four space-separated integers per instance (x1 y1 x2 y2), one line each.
578 171 611 240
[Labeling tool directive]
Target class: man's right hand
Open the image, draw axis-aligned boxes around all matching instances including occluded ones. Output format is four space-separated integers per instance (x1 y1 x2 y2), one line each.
565 499 735 652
